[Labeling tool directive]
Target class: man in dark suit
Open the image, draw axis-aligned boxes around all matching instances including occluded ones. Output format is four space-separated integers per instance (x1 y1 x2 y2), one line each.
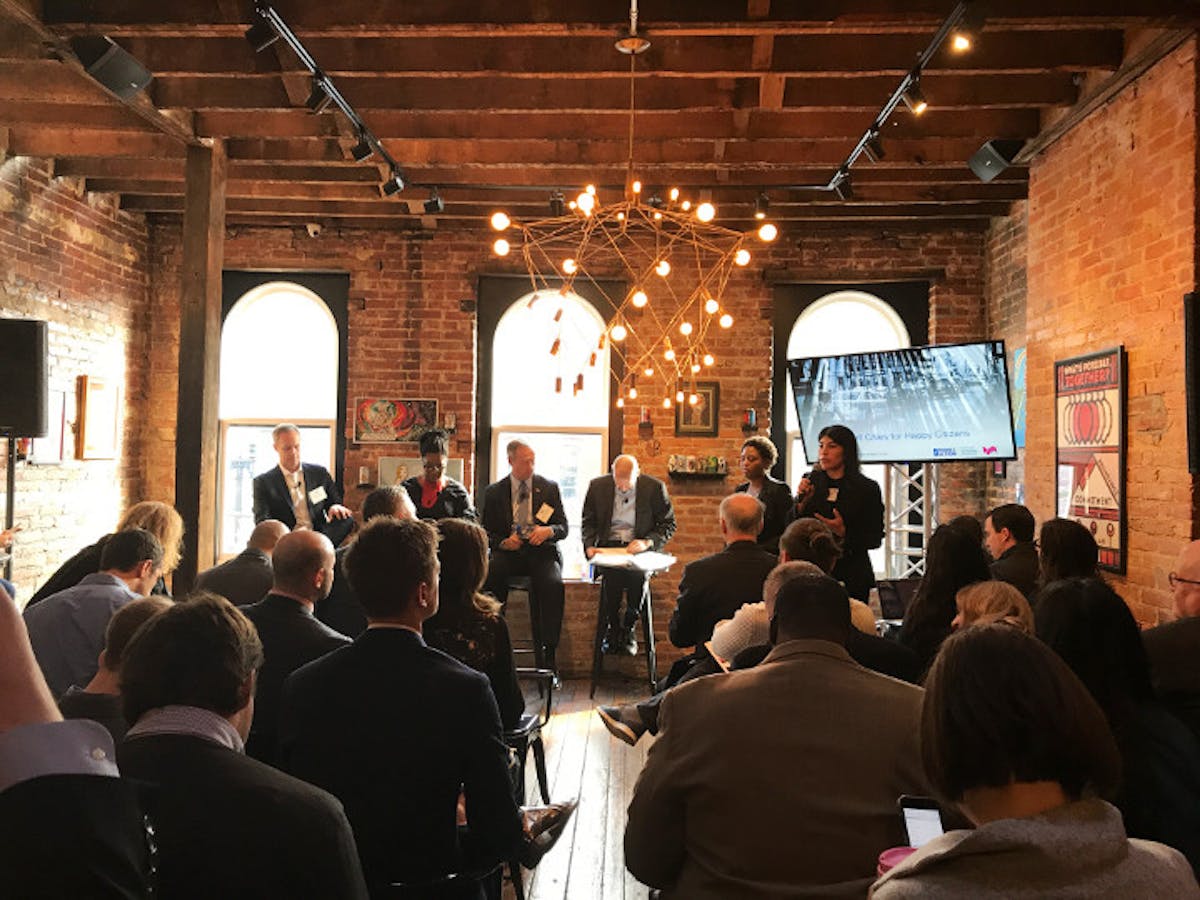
983 503 1039 598
195 519 288 606
1145 539 1200 744
582 454 676 655
480 439 568 672
240 529 349 765
279 517 571 895
117 593 368 899
252 423 353 546
625 573 931 898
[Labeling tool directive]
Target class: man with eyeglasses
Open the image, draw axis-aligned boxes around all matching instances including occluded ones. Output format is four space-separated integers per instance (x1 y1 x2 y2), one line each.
1143 540 1200 744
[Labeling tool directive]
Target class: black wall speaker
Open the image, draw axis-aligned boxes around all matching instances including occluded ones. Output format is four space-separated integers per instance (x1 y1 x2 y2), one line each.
969 140 1025 183
69 35 152 101
1186 292 1200 473
0 319 48 437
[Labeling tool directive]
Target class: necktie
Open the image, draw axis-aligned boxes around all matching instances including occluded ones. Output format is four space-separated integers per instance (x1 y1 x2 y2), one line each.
516 481 531 526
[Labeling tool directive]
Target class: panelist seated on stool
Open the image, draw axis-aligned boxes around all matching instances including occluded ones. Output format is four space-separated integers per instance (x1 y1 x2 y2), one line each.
480 440 568 674
252 423 354 548
581 454 676 656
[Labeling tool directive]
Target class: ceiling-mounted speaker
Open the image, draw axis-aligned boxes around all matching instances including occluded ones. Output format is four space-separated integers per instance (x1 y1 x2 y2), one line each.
969 140 1025 183
69 35 153 101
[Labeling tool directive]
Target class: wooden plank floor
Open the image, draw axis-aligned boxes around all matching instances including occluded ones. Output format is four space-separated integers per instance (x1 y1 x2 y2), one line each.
506 677 655 900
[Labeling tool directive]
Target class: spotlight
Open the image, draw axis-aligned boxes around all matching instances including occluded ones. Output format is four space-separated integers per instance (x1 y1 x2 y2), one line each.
647 196 665 210
864 133 886 163
305 76 333 114
350 134 374 162
902 75 928 115
244 19 278 52
423 189 444 215
950 5 985 53
549 191 565 217
381 169 405 196
754 193 769 220
832 169 854 201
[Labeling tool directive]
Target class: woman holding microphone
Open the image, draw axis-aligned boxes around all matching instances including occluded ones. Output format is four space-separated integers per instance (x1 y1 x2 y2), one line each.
794 424 884 601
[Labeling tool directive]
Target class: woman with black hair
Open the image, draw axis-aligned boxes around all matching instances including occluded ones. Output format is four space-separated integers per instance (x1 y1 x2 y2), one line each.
1036 576 1200 874
794 424 884 601
734 435 794 554
1038 517 1101 586
400 429 476 522
898 524 991 678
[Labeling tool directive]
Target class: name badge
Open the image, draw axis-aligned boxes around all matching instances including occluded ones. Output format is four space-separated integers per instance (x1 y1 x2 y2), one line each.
308 485 328 504
827 487 839 503
535 502 554 524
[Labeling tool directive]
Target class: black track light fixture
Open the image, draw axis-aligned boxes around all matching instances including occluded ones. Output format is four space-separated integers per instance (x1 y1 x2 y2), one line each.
832 169 854 201
549 190 566 217
864 132 886 162
754 193 769 220
381 170 405 197
424 189 444 215
902 74 928 116
244 18 278 52
350 134 374 162
950 4 985 53
305 76 333 114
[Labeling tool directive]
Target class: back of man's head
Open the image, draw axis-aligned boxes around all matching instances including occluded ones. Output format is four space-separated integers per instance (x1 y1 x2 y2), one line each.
271 530 335 599
988 504 1035 544
345 517 439 621
720 493 764 540
763 561 825 616
247 520 288 554
362 485 415 523
120 593 263 725
100 528 164 575
101 596 172 673
770 573 852 645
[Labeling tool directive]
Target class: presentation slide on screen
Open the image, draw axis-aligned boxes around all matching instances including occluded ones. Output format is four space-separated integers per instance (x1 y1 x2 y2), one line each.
789 342 1016 464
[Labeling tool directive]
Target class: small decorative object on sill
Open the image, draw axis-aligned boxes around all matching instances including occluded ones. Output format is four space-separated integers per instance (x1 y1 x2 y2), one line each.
356 465 374 490
667 453 728 480
638 406 654 437
442 411 457 434
741 407 758 434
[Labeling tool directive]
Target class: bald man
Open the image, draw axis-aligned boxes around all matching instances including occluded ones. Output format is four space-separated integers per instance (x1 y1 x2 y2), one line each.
582 455 676 655
196 520 289 607
1143 540 1200 744
240 530 349 765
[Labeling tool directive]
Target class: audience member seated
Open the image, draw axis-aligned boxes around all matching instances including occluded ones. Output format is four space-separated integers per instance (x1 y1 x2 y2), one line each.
1037 516 1101 588
982 503 1039 598
944 514 984 546
663 493 777 685
870 624 1200 899
24 529 164 697
118 593 368 898
402 429 477 521
28 501 183 605
625 572 932 898
252 423 354 547
316 484 415 638
0 582 152 898
734 435 794 553
425 518 525 730
898 525 991 678
57 596 171 743
481 439 569 673
279 517 574 896
951 580 1034 633
1037 576 1200 873
581 453 676 656
195 519 288 606
1144 539 1200 743
240 529 349 766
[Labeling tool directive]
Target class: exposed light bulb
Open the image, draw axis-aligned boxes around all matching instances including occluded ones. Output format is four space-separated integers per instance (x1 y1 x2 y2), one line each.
719 313 734 328
611 322 628 341
758 222 778 242
951 33 971 52
696 201 716 222
576 191 595 215
490 211 510 231
734 249 751 266
631 289 648 308
691 363 701 374
617 211 625 221
616 397 625 408
669 187 680 201
653 210 663 220
492 238 510 257
585 184 596 195
676 390 684 402
689 393 699 405
568 200 577 210
662 397 672 409
656 259 671 277
703 353 715 366
680 200 691 211
644 366 655 377
628 386 638 399
664 347 676 361
704 297 719 315
562 258 577 274
679 321 693 336
632 180 642 194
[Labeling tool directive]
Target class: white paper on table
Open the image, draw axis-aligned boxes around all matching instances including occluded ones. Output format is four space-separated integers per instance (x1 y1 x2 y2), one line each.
590 549 677 572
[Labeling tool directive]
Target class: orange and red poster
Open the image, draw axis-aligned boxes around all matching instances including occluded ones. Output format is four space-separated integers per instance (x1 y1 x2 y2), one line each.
1054 347 1125 573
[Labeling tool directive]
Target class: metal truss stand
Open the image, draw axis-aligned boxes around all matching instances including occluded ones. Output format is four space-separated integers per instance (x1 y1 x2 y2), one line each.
883 463 936 579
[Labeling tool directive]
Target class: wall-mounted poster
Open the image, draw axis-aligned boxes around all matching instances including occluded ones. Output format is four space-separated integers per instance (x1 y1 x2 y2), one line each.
675 382 720 437
353 398 438 443
76 375 120 460
1011 346 1027 449
1054 347 1126 573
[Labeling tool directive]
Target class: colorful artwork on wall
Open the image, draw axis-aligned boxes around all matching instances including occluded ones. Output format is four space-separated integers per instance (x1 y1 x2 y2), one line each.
353 398 438 443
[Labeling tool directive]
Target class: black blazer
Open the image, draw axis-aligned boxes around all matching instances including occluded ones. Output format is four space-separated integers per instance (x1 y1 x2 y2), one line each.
989 541 1040 599
796 469 884 600
252 463 353 545
195 547 273 607
669 540 779 649
315 545 369 639
240 593 350 765
735 475 795 554
119 733 367 900
581 473 676 551
278 628 523 890
480 474 568 555
401 476 477 521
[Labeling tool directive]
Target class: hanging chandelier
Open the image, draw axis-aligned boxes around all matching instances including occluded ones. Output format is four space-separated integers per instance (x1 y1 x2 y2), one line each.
486 0 778 411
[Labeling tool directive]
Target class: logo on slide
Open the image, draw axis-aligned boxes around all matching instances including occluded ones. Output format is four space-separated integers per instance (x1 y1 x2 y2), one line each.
982 446 998 455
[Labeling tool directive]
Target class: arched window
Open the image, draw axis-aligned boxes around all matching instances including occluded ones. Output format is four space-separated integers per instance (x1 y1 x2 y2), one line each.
490 289 610 578
218 281 340 556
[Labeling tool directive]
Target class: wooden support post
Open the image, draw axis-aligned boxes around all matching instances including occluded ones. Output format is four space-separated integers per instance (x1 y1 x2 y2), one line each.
173 139 226 594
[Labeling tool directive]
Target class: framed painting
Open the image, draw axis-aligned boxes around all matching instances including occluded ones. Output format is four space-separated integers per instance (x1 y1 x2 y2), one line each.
1054 347 1126 574
674 381 720 437
353 398 438 443
76 375 120 460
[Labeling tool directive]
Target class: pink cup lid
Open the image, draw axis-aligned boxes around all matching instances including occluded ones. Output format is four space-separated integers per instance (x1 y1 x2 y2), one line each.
876 845 918 877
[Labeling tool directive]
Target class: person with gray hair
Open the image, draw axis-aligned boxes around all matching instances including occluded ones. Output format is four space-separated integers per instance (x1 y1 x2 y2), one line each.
582 453 676 656
252 423 353 546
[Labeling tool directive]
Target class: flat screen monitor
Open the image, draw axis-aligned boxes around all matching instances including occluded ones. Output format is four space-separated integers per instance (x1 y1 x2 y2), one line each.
788 340 1017 464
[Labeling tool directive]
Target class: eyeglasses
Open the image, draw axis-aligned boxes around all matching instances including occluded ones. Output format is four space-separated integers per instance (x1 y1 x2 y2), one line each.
423 462 444 472
1168 572 1200 588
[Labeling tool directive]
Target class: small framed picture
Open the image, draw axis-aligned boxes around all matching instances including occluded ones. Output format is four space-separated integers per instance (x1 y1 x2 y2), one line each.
76 375 120 460
674 381 720 437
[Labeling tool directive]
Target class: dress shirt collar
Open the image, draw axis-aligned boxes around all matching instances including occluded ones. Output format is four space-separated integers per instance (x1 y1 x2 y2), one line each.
80 571 140 599
0 720 118 794
126 705 245 753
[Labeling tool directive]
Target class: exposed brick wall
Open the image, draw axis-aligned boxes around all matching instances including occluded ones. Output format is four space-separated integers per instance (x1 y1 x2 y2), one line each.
0 157 150 606
984 201 1029 509
1024 38 1197 625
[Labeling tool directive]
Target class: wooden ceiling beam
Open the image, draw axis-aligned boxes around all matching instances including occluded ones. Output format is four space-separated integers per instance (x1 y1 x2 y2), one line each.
6 125 182 158
55 157 384 182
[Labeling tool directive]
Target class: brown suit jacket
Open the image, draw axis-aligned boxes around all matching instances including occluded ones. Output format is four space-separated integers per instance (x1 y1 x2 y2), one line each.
625 639 931 899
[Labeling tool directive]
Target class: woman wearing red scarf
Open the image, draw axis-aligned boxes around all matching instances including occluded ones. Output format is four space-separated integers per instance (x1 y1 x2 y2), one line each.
401 429 477 522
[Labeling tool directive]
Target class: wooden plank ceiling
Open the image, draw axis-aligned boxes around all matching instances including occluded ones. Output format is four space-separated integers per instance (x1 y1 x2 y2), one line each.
1 0 1197 230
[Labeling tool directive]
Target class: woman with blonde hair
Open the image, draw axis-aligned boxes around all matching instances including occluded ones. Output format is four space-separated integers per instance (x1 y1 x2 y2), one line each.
952 581 1034 634
28 501 184 605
